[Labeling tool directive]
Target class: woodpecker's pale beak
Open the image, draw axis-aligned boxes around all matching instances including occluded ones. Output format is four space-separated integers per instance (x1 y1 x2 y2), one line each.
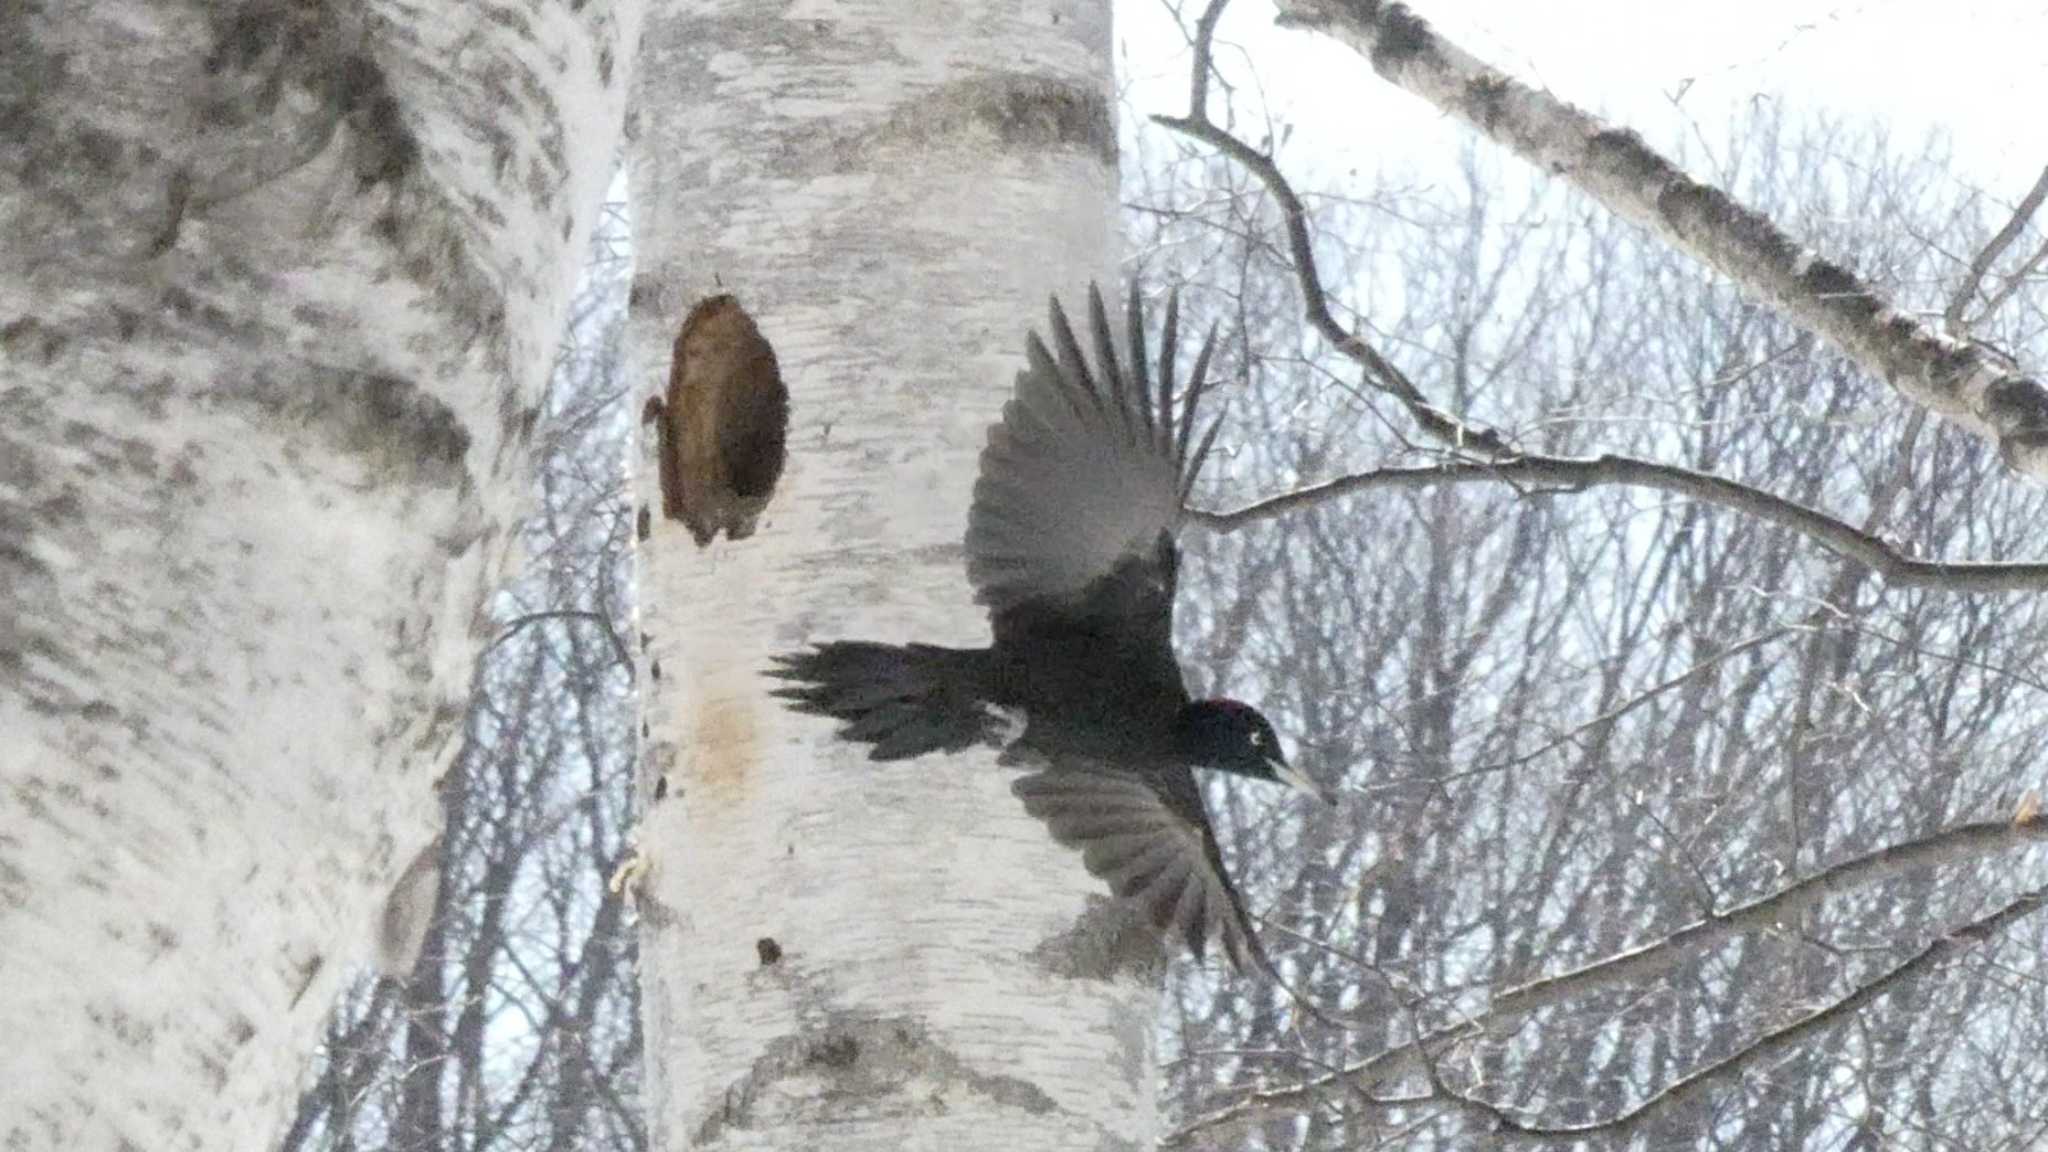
1269 757 1336 806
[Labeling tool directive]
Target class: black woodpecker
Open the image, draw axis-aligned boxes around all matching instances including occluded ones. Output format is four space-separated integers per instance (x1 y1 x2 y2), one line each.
771 282 1333 972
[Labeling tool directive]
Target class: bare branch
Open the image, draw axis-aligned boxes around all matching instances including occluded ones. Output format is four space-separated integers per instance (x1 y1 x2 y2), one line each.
1270 0 2048 476
1191 452 2048 591
1975 235 2048 330
1948 165 2048 332
1167 817 2048 1143
1185 0 1230 116
1423 624 1799 790
488 609 634 672
1472 883 2048 1140
1152 0 1514 456
1493 815 2048 1020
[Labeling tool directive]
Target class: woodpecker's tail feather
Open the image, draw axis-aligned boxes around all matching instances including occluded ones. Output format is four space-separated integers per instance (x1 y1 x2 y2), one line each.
768 642 1004 760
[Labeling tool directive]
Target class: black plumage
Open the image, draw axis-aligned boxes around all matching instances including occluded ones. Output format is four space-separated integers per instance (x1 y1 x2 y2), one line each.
771 282 1333 972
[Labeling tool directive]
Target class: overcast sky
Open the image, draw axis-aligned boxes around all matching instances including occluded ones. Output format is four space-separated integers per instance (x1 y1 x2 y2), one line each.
1119 0 2047 201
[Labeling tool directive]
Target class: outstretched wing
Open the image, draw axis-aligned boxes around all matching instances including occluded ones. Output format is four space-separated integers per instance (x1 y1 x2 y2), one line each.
966 282 1222 653
1011 764 1271 974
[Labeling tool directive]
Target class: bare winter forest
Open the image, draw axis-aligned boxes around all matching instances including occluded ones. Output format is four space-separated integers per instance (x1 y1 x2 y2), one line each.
9 0 2048 1149
280 10 2048 1152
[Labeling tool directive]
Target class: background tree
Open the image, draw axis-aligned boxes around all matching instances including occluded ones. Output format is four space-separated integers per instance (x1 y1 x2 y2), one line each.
277 202 642 1152
625 3 1161 1149
0 4 634 1148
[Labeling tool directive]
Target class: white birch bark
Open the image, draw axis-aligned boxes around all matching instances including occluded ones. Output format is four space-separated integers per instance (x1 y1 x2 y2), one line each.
0 3 636 1147
628 3 1160 1148
1271 0 2048 477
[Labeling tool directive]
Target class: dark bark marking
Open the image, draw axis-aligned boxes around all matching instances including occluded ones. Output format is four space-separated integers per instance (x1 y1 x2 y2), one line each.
694 1013 1058 1144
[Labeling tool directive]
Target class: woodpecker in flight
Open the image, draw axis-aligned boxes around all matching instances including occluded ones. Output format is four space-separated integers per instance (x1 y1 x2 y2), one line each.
772 282 1333 972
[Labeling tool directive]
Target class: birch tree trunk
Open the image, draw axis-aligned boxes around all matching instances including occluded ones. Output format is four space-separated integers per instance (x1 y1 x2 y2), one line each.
0 3 635 1148
628 3 1159 1148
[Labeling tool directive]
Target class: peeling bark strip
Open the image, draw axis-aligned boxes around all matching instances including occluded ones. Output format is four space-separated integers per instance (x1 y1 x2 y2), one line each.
373 834 443 981
1273 0 2048 477
642 295 789 546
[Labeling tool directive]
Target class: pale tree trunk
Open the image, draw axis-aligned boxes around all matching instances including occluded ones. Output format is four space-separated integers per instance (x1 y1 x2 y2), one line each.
0 3 635 1148
629 3 1160 1149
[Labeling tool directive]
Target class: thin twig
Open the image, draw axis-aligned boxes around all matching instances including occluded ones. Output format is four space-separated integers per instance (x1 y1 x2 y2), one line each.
1473 884 2048 1140
488 609 634 672
1974 236 2048 329
1492 816 2048 1020
1168 820 2048 1142
1445 624 1794 786
1153 0 1512 457
1947 165 2048 332
1190 453 2048 591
